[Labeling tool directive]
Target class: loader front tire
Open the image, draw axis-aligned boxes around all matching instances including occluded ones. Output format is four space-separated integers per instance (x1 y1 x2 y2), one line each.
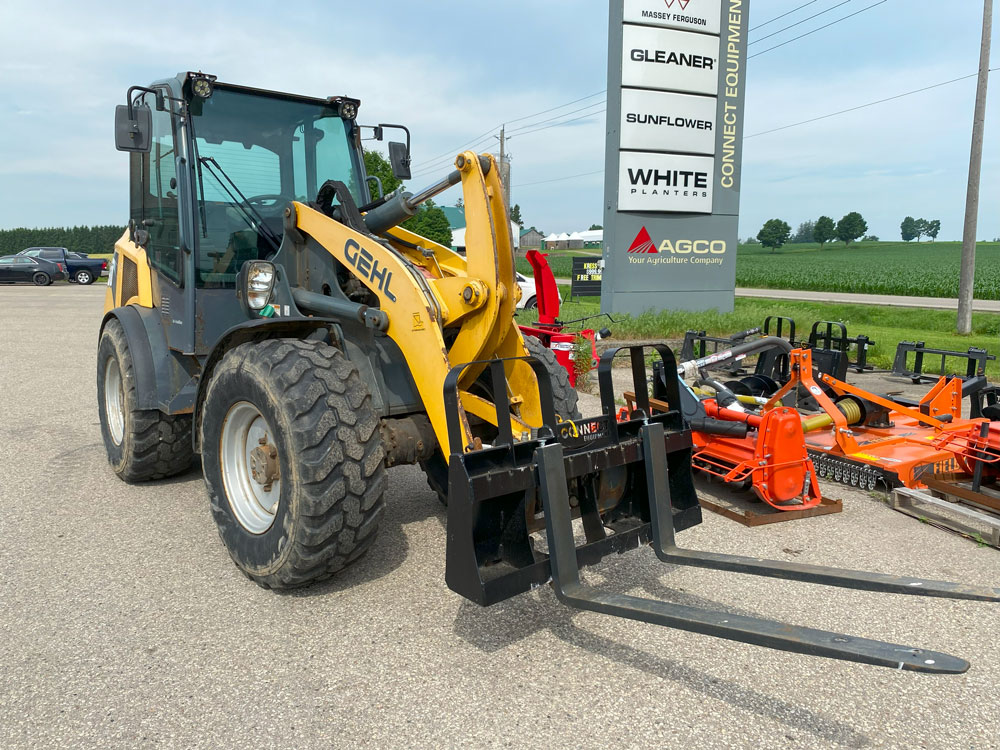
200 339 386 589
523 334 581 421
98 318 194 482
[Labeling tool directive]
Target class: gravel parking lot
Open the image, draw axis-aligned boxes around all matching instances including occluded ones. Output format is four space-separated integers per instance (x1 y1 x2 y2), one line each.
1 284 998 749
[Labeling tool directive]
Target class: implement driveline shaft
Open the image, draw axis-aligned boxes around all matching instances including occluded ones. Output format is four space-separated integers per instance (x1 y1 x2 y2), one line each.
801 398 863 433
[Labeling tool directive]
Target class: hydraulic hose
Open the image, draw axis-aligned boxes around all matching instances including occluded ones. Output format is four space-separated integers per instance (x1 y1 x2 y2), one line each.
697 376 740 410
677 336 793 380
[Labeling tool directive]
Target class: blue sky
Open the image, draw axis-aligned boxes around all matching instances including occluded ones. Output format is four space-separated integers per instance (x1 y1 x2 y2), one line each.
0 0 997 241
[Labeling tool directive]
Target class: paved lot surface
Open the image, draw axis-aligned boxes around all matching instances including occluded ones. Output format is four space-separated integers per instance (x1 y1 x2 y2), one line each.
734 288 1000 313
1 284 999 749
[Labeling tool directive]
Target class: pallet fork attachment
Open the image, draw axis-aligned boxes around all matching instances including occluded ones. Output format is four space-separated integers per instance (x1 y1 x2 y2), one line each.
444 344 999 673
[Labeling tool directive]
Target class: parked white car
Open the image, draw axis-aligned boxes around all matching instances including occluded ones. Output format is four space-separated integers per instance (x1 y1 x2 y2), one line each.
516 272 562 310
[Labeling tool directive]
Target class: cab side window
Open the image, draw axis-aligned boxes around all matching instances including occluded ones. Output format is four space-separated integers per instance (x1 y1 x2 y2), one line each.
135 94 182 282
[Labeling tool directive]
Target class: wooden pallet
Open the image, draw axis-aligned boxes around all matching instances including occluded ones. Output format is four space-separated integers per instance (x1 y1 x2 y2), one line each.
695 480 843 527
891 485 1000 548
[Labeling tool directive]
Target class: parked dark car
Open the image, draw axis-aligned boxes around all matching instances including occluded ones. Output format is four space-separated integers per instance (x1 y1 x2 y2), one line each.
16 247 106 285
0 255 67 285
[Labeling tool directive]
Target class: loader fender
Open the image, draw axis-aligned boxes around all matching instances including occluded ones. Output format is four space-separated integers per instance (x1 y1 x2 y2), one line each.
101 305 199 415
192 317 346 453
99 306 159 411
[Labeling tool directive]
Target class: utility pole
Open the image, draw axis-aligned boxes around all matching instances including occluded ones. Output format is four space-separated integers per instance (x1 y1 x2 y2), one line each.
496 125 511 217
958 0 992 334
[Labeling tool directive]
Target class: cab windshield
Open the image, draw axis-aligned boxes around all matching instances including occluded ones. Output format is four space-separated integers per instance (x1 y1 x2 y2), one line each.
190 85 363 286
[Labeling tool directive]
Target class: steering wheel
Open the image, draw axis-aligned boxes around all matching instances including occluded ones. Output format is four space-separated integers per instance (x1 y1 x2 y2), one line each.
241 194 286 216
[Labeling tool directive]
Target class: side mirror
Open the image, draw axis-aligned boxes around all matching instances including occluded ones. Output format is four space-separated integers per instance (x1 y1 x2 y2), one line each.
115 104 151 153
388 140 411 181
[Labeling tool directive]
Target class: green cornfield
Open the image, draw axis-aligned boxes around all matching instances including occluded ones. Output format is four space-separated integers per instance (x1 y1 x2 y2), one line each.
517 241 1000 300
735 241 1000 299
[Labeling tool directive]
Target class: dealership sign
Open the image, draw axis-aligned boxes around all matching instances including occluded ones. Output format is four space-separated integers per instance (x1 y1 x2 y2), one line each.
618 152 714 213
621 24 720 95
620 88 717 155
623 0 722 34
601 0 748 315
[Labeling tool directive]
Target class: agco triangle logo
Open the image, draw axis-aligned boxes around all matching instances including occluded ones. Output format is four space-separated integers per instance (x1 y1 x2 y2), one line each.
627 226 657 253
664 0 691 9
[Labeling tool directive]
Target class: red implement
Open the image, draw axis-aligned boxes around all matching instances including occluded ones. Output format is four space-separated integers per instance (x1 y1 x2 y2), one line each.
517 249 602 387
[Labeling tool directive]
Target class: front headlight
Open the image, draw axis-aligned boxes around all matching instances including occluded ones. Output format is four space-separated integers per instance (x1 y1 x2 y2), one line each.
245 261 275 310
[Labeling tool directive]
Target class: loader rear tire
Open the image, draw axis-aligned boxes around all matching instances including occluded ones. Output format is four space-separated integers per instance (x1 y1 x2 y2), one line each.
200 339 386 589
421 336 581 505
98 318 194 482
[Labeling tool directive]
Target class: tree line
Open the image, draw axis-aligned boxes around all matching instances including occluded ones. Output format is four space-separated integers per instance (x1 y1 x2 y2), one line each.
0 225 124 256
900 216 940 242
2 153 538 256
755 212 869 252
364 151 453 247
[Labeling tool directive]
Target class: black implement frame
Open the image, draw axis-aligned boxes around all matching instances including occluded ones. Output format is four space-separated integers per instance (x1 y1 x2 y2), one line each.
755 316 797 382
807 320 875 374
443 343 998 672
444 345 701 607
891 341 995 384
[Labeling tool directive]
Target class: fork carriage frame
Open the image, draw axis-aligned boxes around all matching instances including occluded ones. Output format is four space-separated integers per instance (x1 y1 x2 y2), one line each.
443 343 999 673
444 344 701 607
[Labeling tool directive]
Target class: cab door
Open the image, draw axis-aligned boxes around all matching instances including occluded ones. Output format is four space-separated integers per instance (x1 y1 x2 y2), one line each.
133 90 194 352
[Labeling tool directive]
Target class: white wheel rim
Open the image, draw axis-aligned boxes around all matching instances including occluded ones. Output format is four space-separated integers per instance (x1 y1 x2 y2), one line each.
79 272 90 283
220 401 280 534
104 357 125 445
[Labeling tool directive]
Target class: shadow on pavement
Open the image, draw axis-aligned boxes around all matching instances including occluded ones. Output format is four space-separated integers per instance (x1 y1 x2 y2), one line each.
452 551 870 748
280 486 443 598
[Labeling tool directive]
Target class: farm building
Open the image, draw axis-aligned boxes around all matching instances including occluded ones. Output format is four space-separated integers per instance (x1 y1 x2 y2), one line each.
542 229 603 250
520 227 544 249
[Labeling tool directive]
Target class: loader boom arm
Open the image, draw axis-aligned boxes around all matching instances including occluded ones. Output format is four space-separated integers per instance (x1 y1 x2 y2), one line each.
290 151 540 458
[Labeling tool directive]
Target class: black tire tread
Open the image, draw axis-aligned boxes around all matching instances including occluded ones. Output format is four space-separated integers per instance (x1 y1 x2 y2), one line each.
126 408 194 481
523 334 581 420
99 319 193 482
204 339 386 589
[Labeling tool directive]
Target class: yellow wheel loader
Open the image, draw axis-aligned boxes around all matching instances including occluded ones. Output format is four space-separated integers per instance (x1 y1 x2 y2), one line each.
99 73 997 673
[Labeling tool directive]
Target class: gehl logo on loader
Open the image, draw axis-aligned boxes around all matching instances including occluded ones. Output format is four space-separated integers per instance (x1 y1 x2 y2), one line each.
344 239 397 302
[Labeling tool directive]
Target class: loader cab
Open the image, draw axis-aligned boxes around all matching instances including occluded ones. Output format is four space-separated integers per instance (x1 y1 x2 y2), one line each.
122 73 367 354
